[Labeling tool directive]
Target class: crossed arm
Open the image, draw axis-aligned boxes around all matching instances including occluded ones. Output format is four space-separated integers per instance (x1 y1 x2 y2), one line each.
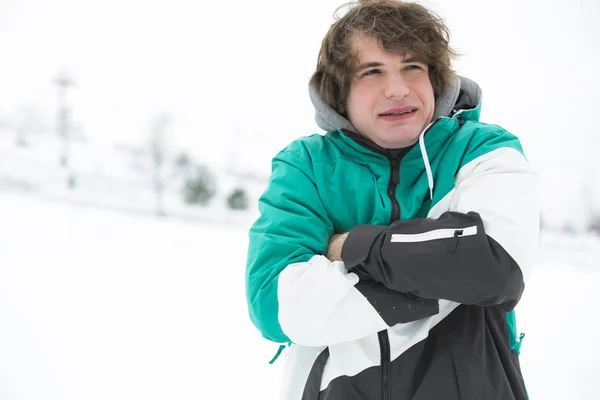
246 147 539 346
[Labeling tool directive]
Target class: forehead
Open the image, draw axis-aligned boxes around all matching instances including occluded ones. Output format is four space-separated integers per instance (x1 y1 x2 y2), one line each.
350 34 383 55
349 34 423 65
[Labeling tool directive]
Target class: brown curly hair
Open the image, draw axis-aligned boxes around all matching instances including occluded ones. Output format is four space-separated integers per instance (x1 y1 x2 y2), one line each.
310 0 457 116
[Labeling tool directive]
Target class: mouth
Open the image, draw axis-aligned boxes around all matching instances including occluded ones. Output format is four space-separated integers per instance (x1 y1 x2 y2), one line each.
379 107 418 123
379 108 417 117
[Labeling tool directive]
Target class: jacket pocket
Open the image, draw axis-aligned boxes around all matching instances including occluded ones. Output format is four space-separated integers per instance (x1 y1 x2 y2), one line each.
390 226 478 243
449 346 496 400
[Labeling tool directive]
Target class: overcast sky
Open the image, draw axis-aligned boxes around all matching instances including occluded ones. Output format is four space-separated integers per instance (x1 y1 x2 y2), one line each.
1 0 599 192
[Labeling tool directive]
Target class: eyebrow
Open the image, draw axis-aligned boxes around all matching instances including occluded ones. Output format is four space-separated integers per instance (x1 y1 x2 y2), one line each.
355 62 383 71
355 57 426 72
403 57 425 64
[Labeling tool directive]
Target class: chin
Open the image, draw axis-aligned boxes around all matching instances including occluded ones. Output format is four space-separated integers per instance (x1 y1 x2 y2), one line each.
382 134 419 148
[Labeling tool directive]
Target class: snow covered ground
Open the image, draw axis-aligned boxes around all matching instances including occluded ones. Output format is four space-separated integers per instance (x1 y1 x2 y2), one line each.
0 191 599 399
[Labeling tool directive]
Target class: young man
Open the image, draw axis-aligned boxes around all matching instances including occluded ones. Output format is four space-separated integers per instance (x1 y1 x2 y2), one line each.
246 1 539 399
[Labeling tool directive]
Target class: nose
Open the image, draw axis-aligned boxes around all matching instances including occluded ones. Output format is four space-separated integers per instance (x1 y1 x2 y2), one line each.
383 73 410 99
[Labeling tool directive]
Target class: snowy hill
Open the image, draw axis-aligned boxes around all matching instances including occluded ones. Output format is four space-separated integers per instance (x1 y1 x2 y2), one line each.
0 191 599 399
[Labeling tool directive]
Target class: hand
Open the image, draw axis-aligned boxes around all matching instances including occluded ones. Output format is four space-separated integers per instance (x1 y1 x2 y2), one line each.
326 232 349 262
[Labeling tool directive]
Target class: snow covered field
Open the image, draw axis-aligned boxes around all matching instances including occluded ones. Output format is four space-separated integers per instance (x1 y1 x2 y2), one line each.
0 191 598 399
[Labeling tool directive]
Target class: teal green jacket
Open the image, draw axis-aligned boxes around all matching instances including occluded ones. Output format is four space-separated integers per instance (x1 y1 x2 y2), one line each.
246 76 538 400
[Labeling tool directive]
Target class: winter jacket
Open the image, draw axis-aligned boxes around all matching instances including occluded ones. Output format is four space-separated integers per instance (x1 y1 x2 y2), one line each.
246 75 539 400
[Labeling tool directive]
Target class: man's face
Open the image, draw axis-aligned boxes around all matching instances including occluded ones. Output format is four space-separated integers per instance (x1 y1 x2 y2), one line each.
345 35 435 149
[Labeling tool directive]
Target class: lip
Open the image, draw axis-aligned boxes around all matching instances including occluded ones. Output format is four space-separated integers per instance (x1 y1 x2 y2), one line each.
378 106 418 122
378 106 418 115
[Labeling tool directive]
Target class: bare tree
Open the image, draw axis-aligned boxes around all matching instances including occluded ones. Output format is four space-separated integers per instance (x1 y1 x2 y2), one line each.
582 178 600 235
148 113 172 216
14 106 45 147
54 70 76 167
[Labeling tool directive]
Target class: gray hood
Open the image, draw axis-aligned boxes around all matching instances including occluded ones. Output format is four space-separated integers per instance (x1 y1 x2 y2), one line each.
308 75 482 133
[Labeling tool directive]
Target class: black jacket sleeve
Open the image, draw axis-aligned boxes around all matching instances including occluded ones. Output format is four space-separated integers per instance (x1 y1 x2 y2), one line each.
341 211 524 311
354 280 439 326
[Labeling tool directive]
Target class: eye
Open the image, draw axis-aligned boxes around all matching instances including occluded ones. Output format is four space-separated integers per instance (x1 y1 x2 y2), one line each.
361 69 381 77
404 64 423 71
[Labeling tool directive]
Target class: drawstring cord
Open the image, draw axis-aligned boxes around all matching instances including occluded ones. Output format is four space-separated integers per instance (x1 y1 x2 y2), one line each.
269 344 287 364
418 124 435 200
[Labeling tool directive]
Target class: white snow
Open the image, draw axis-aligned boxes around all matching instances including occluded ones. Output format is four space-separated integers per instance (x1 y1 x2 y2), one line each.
0 191 281 400
0 191 599 399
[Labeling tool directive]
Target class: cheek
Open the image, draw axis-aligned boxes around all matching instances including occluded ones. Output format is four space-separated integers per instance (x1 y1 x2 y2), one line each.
347 86 370 118
355 85 378 110
417 80 435 113
426 90 435 114
345 92 360 125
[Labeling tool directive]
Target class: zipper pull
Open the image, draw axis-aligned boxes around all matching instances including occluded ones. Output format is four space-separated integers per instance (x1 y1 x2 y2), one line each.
448 229 463 252
515 333 526 355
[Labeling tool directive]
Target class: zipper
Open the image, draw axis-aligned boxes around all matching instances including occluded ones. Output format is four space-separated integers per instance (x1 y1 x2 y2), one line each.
388 157 401 223
390 225 478 243
378 330 390 400
342 137 404 224
343 119 447 400
379 154 401 400
346 137 406 400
